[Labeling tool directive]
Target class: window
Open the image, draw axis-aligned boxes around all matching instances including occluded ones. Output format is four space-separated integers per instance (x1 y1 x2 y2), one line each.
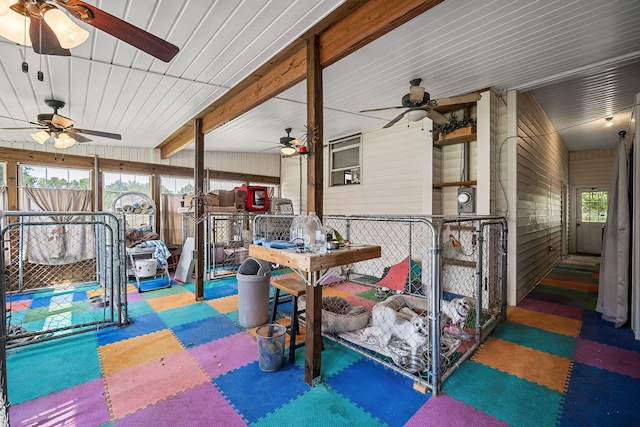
103 172 150 211
581 190 607 223
329 133 361 186
0 162 5 186
20 165 90 189
161 177 194 195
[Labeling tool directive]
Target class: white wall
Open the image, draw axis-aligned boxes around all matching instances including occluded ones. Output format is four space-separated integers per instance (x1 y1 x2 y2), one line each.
281 122 432 216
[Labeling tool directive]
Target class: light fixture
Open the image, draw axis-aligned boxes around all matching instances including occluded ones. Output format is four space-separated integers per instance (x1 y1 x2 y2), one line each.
0 8 31 46
53 132 77 149
0 0 10 16
0 1 88 49
605 116 613 127
281 146 296 156
41 4 89 49
31 130 50 144
407 108 429 122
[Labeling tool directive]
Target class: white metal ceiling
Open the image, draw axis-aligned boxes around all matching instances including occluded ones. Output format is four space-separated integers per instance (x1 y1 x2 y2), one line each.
1 0 639 153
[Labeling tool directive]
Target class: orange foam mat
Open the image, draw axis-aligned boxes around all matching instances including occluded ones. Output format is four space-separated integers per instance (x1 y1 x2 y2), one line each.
508 307 581 337
539 278 598 293
208 294 239 313
147 291 199 312
472 338 572 392
100 329 184 376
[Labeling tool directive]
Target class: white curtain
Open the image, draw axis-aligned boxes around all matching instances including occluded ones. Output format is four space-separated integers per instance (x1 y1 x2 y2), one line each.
632 93 640 340
596 140 631 327
0 186 6 211
23 188 94 264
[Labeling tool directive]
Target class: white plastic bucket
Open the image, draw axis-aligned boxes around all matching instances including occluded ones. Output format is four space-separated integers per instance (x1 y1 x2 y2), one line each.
135 259 157 278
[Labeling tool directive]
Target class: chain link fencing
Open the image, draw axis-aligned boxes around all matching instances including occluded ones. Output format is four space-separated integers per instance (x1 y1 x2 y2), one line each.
0 211 127 423
253 214 507 394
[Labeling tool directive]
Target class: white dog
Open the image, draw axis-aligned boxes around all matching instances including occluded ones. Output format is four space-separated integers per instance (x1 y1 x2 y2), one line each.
371 305 429 356
441 297 471 329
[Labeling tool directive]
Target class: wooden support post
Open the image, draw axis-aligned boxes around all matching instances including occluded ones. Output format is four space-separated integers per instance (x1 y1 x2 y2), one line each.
304 34 323 386
6 161 18 210
152 174 161 233
194 118 205 301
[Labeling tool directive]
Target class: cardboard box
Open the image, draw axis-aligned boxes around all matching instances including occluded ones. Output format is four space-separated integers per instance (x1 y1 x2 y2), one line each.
218 190 236 207
183 194 219 207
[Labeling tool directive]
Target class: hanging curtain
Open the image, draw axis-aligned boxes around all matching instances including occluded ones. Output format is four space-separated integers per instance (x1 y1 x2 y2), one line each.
160 193 183 247
596 139 631 327
23 188 94 264
631 93 640 340
0 186 6 211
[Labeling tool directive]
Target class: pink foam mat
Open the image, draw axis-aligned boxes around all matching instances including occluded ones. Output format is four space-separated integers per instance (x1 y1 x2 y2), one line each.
189 332 258 378
575 339 640 379
105 350 210 419
405 394 510 427
9 379 109 427
116 382 247 426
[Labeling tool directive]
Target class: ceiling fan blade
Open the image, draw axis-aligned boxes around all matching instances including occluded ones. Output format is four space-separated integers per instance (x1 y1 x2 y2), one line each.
55 0 179 62
72 128 122 140
426 108 448 125
0 115 42 127
52 114 75 129
383 110 409 129
431 92 481 107
66 132 91 143
30 16 71 56
360 106 404 113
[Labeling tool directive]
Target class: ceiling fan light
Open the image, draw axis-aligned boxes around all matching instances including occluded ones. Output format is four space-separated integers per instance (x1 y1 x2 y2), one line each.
0 9 31 46
605 116 613 126
0 0 10 16
32 130 50 144
281 146 296 156
54 133 77 149
43 8 89 49
407 109 429 122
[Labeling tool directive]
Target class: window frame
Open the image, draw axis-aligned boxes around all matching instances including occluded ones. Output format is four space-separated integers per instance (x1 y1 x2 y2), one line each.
19 164 91 190
103 172 151 211
328 133 362 187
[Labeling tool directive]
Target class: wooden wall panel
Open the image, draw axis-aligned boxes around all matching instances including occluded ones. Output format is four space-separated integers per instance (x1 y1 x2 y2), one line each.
514 91 569 303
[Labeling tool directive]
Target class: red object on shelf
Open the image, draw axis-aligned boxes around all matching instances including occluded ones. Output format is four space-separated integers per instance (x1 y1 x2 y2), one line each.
298 146 308 154
235 184 268 212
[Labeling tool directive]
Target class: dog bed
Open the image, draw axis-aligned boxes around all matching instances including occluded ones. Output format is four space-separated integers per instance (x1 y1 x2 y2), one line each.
298 295 369 334
375 293 431 318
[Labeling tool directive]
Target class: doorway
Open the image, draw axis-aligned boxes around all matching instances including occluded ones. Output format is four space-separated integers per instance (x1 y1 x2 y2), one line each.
576 188 608 254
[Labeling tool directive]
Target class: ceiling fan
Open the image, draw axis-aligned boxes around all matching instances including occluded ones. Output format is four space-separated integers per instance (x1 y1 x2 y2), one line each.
360 79 482 129
258 128 304 155
0 0 179 62
0 98 121 148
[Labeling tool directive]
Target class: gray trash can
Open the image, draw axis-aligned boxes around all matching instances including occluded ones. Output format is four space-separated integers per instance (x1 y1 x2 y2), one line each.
237 257 271 327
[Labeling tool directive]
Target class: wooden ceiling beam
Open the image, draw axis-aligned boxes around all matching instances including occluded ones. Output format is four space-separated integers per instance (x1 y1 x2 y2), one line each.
158 0 443 159
0 146 279 185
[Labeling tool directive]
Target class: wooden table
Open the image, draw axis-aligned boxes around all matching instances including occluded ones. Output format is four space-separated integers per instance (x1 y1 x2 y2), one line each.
249 244 381 385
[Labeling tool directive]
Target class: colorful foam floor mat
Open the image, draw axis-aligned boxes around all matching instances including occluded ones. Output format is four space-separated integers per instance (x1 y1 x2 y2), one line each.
7 257 640 426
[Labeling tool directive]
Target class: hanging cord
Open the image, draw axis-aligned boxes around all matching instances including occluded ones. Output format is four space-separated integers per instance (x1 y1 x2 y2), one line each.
22 13 28 73
37 18 43 81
